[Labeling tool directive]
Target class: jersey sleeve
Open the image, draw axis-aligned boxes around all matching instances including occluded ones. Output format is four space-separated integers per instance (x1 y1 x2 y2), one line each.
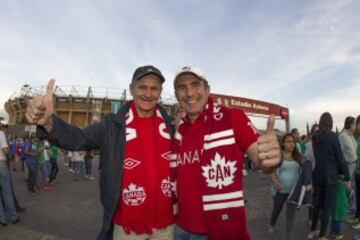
228 109 259 153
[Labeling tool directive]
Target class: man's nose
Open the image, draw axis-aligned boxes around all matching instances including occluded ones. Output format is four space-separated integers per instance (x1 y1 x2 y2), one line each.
185 87 195 98
144 89 152 98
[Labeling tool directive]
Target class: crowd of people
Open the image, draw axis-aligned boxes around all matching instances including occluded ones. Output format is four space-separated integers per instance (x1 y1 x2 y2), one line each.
3 134 95 192
0 125 96 227
0 65 358 240
268 114 360 240
64 150 95 181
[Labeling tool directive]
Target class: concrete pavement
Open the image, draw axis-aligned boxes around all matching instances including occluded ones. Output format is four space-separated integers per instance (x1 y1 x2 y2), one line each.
1 156 359 239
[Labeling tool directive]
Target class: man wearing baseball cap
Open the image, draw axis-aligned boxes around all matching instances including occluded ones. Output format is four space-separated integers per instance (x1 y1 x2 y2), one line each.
26 65 175 240
171 66 281 239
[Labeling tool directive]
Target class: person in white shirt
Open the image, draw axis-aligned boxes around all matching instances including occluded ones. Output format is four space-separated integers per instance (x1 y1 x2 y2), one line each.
72 151 86 181
0 124 19 225
339 116 357 212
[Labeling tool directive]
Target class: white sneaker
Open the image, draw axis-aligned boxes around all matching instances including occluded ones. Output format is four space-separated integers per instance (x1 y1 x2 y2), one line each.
268 226 274 235
307 230 319 239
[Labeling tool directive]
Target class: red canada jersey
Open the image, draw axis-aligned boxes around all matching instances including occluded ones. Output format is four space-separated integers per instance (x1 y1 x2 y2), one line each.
175 108 258 233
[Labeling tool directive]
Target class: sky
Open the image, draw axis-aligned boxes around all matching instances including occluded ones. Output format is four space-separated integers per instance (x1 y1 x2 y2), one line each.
1 0 360 133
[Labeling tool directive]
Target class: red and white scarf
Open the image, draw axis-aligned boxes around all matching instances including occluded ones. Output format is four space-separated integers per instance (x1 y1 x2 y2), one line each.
112 102 174 235
173 98 251 240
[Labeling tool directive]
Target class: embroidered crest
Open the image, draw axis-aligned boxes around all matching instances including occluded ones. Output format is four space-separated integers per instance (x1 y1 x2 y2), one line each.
201 153 237 189
122 183 147 206
161 177 172 197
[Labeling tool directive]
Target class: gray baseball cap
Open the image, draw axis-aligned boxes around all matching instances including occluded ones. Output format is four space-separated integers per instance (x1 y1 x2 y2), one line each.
132 65 165 84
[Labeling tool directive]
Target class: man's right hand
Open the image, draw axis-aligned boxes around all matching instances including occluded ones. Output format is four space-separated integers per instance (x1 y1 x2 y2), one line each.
25 79 55 132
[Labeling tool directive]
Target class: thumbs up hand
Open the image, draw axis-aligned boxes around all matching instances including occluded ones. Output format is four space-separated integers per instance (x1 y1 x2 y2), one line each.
257 114 281 169
26 79 55 131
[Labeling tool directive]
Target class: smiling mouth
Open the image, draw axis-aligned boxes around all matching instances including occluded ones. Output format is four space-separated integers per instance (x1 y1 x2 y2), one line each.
186 99 199 104
140 98 155 102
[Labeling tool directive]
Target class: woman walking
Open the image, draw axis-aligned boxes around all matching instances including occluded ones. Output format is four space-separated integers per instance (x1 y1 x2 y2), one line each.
268 133 302 240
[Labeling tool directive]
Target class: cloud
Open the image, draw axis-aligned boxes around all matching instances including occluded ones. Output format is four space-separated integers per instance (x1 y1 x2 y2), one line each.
199 1 359 90
291 79 360 133
1 0 360 133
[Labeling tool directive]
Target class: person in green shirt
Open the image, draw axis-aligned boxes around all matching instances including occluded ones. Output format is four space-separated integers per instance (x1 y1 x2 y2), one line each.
36 140 52 191
329 177 349 240
299 135 308 156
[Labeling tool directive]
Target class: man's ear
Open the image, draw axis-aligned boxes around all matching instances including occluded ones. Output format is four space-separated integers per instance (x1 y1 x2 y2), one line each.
129 83 134 96
206 85 211 94
174 90 181 102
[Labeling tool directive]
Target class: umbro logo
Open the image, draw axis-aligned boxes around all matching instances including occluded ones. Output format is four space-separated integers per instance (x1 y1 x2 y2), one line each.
123 158 141 170
161 151 176 161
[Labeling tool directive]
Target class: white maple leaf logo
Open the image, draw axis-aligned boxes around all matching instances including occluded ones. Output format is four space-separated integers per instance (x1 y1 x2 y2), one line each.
201 153 237 189
124 183 143 192
122 183 146 206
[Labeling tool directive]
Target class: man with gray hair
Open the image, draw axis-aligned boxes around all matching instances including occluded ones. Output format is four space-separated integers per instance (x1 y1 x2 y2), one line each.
26 66 175 240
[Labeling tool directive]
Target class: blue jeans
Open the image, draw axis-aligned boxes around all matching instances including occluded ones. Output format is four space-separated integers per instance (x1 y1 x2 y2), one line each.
26 161 36 191
64 154 69 165
44 160 51 181
85 159 93 176
175 225 208 240
348 163 356 211
37 162 49 184
0 164 18 222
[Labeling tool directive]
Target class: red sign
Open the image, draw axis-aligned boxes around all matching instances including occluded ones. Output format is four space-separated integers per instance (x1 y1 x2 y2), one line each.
280 108 289 120
210 93 289 120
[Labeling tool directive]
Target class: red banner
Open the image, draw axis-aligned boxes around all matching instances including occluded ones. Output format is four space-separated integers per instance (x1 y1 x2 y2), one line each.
210 93 289 120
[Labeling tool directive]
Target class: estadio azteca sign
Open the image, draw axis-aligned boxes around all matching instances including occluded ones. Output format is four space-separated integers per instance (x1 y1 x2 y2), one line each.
211 93 289 120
